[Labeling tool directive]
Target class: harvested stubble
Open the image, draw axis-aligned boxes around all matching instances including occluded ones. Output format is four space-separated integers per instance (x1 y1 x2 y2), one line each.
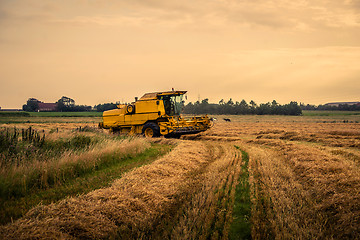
197 119 360 239
243 142 322 239
203 121 360 147
170 142 242 239
0 141 218 239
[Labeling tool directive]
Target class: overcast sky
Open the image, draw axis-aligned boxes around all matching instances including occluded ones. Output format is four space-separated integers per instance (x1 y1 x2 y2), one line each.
0 0 359 108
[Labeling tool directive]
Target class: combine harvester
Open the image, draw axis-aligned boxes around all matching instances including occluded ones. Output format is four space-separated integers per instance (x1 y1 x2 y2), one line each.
99 90 213 138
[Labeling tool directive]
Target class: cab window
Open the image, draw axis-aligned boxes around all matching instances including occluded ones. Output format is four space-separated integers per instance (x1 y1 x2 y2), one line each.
159 95 184 116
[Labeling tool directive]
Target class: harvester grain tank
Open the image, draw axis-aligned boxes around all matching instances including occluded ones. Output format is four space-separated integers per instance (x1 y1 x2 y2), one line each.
99 90 213 138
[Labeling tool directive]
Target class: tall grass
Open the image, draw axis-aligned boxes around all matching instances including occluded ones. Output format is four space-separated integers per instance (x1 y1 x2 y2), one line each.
0 129 149 201
0 127 100 168
0 127 45 159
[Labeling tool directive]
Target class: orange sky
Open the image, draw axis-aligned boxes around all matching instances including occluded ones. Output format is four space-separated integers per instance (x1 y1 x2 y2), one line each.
0 0 359 108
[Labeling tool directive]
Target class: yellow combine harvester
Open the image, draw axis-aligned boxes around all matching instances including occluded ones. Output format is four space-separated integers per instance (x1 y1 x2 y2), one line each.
99 90 213 138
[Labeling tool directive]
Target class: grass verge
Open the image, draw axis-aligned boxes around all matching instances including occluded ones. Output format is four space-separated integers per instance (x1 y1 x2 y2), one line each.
0 112 30 117
0 143 172 225
27 112 103 117
302 110 360 116
229 146 251 240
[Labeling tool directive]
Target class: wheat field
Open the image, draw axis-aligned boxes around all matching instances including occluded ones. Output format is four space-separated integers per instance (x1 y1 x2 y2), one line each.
1 114 359 239
200 115 360 239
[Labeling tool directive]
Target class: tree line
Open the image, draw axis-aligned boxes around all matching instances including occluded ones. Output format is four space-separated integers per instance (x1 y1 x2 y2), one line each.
22 96 303 115
22 97 120 112
93 103 118 112
183 99 302 116
23 97 91 112
25 96 359 115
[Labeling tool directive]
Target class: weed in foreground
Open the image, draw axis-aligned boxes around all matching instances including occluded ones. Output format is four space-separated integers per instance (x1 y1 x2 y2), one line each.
0 127 45 159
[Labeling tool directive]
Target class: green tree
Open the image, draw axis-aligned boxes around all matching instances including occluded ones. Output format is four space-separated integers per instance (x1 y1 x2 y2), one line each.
283 101 302 115
23 98 40 112
56 96 75 111
95 103 118 112
237 99 249 114
256 103 271 115
249 100 257 114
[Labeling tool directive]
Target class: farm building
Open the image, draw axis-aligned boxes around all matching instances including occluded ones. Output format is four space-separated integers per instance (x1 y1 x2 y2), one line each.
325 101 360 107
38 103 57 112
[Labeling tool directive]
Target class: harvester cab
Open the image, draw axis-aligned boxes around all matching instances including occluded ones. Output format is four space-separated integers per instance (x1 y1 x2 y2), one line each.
99 90 212 138
158 92 184 116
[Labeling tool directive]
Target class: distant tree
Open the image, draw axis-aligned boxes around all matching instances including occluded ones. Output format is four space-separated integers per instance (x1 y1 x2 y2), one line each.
270 100 282 114
72 105 92 112
236 99 249 114
227 98 234 106
256 103 271 115
223 98 235 114
301 103 316 110
199 98 210 114
56 96 75 111
59 96 75 106
54 96 91 112
23 98 40 112
249 100 257 114
283 101 302 115
94 103 118 112
249 100 257 107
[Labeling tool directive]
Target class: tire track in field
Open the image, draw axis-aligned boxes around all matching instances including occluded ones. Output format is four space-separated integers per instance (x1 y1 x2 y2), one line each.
162 141 243 240
0 140 243 240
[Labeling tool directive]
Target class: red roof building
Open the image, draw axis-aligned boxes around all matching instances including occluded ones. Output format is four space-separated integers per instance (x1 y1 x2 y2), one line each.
38 103 57 112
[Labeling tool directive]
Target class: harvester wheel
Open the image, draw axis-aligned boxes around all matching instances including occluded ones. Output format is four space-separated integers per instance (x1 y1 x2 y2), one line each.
142 122 160 138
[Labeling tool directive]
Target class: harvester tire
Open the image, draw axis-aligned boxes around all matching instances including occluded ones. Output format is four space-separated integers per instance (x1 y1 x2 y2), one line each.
142 122 160 138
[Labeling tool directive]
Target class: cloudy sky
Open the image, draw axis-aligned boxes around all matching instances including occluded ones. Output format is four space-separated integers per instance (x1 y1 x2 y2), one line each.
0 0 359 108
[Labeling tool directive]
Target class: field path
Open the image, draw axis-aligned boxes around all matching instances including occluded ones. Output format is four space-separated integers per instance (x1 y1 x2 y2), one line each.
0 139 243 240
